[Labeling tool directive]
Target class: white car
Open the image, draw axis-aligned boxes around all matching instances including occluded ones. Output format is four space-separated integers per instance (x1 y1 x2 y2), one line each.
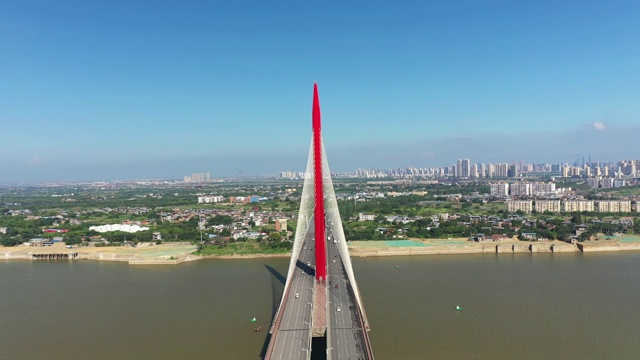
336 307 341 312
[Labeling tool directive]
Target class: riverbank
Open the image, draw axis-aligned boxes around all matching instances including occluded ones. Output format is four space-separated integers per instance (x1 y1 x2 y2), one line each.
198 253 291 259
3 236 640 264
0 243 291 264
0 243 199 265
347 237 640 257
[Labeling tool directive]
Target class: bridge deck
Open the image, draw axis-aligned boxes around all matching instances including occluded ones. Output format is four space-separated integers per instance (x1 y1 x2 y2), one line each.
327 229 372 360
266 222 373 360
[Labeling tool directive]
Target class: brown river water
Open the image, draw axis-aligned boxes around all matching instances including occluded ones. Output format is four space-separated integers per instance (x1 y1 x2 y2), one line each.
1 252 640 359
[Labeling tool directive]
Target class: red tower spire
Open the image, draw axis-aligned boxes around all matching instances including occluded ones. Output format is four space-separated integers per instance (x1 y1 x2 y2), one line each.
312 83 327 281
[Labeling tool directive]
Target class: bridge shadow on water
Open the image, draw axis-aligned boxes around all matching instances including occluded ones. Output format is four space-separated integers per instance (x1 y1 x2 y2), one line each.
260 265 286 359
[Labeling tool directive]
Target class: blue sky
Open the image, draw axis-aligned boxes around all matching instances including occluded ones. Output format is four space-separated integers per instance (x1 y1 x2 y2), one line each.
1 1 639 182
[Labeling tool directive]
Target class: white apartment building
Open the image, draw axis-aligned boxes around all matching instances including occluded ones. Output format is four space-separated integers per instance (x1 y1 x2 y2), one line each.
507 200 533 214
535 200 561 213
358 213 376 222
614 179 626 188
595 200 632 213
490 183 509 197
510 183 531 196
562 200 594 212
530 182 556 195
601 178 614 188
619 201 632 212
456 159 471 178
198 195 224 203
487 164 495 178
184 172 211 183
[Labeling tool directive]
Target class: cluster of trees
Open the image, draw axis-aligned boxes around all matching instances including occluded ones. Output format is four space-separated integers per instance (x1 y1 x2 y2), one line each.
338 195 430 220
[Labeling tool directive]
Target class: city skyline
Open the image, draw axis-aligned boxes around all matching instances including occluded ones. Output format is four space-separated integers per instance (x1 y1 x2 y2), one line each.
2 1 640 182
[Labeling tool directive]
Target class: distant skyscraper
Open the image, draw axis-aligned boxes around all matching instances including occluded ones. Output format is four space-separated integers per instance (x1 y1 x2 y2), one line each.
183 172 211 183
456 159 470 178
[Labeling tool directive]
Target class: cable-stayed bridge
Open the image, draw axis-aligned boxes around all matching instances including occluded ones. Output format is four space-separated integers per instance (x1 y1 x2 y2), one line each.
264 84 374 360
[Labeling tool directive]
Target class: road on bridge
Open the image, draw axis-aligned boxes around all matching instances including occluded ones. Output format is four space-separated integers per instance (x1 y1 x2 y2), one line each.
267 223 316 360
326 224 369 360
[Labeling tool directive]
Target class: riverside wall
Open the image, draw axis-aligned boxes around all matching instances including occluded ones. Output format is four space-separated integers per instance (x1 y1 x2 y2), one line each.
578 242 640 253
4 240 640 263
347 241 640 257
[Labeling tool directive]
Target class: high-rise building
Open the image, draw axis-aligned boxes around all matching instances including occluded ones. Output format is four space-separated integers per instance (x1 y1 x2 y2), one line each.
535 200 561 213
471 163 478 178
562 200 594 212
507 200 533 213
184 172 211 183
455 159 470 178
530 182 556 195
490 182 509 197
495 163 509 177
509 183 530 196
461 159 470 178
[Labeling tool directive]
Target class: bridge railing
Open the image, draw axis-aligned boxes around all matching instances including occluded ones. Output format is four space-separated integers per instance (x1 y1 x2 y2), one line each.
264 278 294 360
348 282 374 360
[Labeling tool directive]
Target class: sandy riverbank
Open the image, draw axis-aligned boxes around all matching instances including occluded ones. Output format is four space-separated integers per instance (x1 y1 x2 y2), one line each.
199 253 291 259
0 243 199 265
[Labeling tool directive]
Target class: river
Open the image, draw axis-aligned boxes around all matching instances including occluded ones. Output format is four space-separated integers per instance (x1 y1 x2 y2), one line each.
1 252 640 359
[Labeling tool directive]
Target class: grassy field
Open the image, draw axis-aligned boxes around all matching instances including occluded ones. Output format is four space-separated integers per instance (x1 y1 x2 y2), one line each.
195 242 291 256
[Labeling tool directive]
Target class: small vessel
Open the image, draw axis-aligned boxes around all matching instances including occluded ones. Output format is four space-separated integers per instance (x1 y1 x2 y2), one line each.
395 266 399 269
455 306 462 311
250 317 257 322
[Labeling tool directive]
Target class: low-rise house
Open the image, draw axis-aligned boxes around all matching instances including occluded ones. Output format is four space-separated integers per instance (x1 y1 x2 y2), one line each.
28 238 46 246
